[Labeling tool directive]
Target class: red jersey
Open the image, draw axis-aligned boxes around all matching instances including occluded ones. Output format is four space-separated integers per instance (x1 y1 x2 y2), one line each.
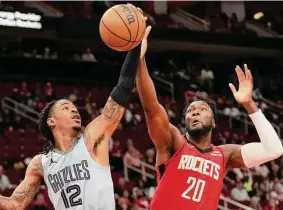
150 138 227 210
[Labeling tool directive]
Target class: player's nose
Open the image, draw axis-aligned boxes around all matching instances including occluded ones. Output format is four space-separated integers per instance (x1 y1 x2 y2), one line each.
192 111 200 117
71 109 78 114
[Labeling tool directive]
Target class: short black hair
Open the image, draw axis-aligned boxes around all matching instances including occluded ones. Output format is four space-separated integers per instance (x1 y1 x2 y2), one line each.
183 98 220 143
39 100 57 154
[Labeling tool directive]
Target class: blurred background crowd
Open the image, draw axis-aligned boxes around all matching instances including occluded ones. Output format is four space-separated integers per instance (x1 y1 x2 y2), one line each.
0 1 282 210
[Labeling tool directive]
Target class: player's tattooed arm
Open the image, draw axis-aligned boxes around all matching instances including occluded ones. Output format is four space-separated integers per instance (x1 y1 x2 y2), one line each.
0 154 43 210
84 97 125 148
101 97 125 125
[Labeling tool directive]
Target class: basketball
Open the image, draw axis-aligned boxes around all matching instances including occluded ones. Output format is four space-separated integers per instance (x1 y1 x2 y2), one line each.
99 4 146 51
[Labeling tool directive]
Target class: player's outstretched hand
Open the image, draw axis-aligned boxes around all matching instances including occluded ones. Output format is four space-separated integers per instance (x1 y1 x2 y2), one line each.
126 4 151 60
229 64 254 105
140 26 151 60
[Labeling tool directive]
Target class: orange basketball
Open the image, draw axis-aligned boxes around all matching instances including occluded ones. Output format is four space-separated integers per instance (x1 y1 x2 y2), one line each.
99 4 146 51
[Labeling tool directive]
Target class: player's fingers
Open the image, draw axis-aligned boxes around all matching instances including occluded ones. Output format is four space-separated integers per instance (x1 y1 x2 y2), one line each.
248 69 253 83
244 64 249 80
136 7 143 15
229 83 237 95
235 66 245 82
127 3 135 8
143 26 151 39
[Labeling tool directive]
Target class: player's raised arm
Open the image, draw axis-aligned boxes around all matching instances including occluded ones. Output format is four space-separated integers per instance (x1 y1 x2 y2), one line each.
220 65 283 170
136 27 182 160
0 154 43 210
83 27 152 166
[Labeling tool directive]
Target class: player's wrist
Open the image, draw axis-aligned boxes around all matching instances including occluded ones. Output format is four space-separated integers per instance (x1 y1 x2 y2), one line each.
242 101 258 114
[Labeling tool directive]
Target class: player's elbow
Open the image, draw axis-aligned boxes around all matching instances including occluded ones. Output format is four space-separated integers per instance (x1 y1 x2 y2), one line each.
270 142 283 158
144 104 163 119
273 147 283 159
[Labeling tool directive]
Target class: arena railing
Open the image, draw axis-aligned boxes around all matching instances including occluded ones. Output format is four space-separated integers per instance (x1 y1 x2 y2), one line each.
152 75 175 101
218 109 281 140
123 159 156 181
123 159 254 210
170 8 209 31
2 97 39 123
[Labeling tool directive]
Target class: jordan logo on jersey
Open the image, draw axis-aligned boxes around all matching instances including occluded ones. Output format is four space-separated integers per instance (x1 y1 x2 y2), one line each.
48 160 90 193
49 158 58 166
177 155 221 180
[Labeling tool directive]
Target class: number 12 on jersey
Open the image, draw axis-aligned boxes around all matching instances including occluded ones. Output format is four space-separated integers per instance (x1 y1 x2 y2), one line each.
61 184 82 208
181 177 206 202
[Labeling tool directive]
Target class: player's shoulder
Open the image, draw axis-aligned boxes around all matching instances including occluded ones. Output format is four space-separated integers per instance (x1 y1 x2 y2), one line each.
27 154 44 177
217 144 241 159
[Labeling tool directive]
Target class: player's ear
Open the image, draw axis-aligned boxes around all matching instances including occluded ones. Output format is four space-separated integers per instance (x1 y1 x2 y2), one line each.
47 117 56 127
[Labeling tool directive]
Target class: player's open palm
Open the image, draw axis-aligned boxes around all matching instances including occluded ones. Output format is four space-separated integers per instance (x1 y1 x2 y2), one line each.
229 64 254 105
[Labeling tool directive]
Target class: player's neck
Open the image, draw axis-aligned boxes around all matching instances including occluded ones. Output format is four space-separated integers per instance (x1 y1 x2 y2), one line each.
186 132 212 150
53 130 79 152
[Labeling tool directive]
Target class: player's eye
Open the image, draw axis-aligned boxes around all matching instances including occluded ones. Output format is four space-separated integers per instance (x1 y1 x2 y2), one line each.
201 108 207 111
63 107 68 110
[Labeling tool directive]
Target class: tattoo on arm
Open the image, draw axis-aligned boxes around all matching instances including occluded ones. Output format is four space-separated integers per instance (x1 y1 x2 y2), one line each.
102 97 124 123
84 98 125 150
11 180 39 208
31 154 43 175
0 154 43 209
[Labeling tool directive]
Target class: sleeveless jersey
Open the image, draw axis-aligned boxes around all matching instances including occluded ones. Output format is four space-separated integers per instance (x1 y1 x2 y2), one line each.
42 136 115 210
150 138 227 210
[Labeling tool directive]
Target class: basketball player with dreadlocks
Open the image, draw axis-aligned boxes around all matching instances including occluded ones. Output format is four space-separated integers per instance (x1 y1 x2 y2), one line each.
136 19 283 210
0 25 151 210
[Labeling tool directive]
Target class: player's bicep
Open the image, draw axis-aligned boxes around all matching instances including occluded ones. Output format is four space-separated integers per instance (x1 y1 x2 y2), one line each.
11 155 42 209
220 144 246 171
145 104 172 150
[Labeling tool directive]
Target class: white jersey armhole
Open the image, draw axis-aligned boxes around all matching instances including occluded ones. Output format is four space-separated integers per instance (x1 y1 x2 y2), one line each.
80 136 110 172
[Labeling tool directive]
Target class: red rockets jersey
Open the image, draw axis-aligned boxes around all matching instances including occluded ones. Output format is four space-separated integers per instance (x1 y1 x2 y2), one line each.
150 137 227 210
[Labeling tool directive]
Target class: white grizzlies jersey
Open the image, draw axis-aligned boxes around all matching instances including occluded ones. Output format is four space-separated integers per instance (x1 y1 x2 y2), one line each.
42 135 115 210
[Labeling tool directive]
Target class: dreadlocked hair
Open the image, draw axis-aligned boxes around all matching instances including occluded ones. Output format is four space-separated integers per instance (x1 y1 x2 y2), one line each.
39 100 57 154
183 97 220 144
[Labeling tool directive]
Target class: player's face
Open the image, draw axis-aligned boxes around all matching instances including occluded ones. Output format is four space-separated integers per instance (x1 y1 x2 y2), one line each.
185 101 215 138
48 99 81 133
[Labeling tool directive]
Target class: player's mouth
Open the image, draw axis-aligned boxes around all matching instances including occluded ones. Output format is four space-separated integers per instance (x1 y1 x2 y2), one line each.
192 119 200 126
71 114 81 122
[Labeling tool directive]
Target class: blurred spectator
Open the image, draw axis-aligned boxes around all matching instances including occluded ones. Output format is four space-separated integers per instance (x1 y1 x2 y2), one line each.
43 47 50 59
0 166 15 192
200 65 214 92
117 190 132 210
144 148 155 166
110 139 123 172
69 88 78 102
263 198 279 210
231 180 251 202
250 196 262 210
81 48 98 62
115 177 127 195
30 192 48 210
44 82 54 101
